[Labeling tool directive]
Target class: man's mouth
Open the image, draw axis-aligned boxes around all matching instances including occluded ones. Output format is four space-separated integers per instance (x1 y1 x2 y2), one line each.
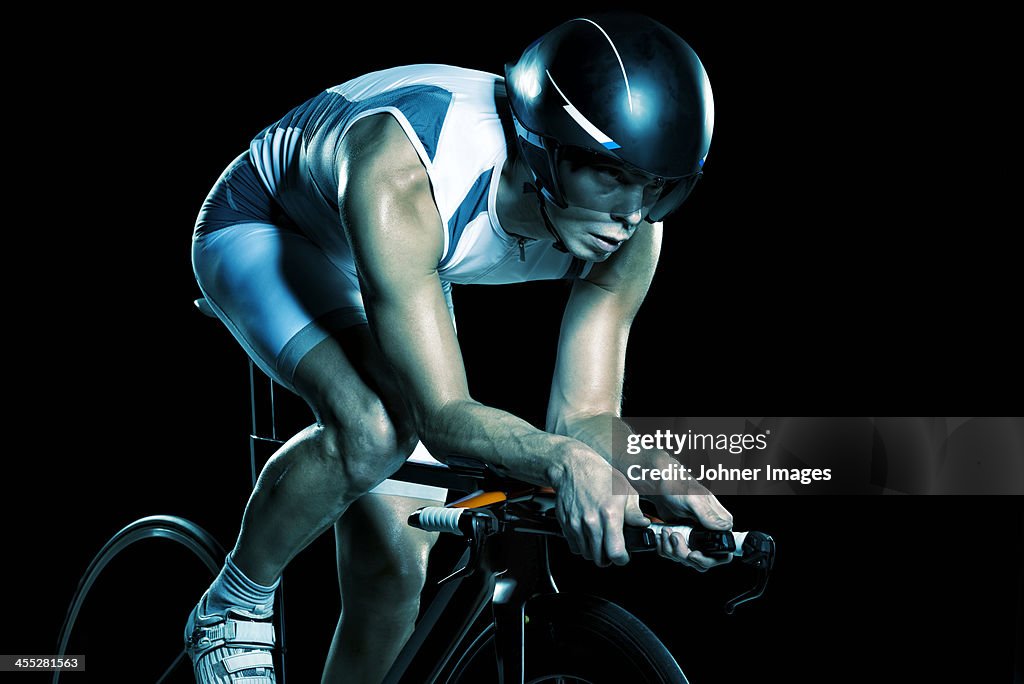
590 233 624 253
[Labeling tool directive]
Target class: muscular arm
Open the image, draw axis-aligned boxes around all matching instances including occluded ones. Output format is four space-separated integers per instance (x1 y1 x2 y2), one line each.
546 218 674 472
547 219 734 565
338 114 582 488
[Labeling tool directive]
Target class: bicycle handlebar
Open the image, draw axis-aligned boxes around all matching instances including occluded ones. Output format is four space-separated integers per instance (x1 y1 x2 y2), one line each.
631 523 743 558
414 507 756 559
410 506 775 613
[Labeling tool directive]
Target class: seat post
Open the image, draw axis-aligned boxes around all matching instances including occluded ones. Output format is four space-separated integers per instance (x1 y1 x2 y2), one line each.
248 359 287 478
249 359 258 487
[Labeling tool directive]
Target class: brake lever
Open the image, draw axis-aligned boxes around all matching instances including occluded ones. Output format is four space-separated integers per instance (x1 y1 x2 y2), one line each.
410 508 499 586
629 521 775 614
725 530 775 614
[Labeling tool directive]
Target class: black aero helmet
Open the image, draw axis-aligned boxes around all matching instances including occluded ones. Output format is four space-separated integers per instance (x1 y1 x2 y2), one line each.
505 12 714 222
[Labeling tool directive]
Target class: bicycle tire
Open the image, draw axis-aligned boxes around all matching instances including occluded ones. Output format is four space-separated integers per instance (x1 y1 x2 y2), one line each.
445 593 689 684
53 515 225 684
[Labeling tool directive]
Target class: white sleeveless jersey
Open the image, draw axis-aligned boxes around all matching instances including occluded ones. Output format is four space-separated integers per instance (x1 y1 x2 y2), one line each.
248 64 593 285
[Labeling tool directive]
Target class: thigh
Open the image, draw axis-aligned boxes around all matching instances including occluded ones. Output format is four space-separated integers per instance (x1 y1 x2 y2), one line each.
193 221 368 393
194 221 418 463
191 160 441 413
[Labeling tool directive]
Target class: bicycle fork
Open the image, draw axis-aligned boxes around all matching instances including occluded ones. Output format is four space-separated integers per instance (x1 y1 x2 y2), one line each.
491 534 560 684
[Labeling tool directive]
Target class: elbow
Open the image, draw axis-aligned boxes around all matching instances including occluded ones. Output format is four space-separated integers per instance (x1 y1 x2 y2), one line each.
411 405 442 448
546 390 575 435
412 397 470 456
546 409 570 436
545 400 567 435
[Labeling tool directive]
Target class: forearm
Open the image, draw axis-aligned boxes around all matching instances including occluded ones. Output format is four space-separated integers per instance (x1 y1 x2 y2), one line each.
554 411 678 480
420 399 584 487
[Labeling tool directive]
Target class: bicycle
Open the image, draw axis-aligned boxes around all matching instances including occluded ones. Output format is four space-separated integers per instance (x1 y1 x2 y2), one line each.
54 298 776 683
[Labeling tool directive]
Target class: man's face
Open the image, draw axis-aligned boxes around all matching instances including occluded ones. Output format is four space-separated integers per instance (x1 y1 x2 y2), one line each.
547 151 666 261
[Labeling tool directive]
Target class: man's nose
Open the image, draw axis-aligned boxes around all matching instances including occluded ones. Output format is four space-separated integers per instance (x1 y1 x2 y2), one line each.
612 208 644 228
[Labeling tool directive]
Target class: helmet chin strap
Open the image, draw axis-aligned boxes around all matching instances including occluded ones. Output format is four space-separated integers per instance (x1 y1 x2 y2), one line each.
523 182 568 253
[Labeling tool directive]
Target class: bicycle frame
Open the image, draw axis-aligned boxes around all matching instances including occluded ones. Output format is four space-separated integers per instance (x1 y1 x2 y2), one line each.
383 461 560 684
381 459 775 683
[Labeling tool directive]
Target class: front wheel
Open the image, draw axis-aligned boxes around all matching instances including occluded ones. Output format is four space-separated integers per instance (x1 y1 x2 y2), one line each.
446 593 688 684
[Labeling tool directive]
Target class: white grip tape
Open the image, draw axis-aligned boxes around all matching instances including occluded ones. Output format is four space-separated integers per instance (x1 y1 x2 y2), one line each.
417 507 465 535
649 524 748 556
733 530 749 556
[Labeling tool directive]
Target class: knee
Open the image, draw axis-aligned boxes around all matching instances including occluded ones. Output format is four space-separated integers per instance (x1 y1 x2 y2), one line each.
318 403 418 494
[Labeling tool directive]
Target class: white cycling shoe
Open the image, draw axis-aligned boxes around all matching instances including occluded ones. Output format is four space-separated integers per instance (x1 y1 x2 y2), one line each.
184 593 277 682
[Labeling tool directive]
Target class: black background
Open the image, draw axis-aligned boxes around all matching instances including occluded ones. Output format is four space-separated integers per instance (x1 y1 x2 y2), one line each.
9 3 1022 683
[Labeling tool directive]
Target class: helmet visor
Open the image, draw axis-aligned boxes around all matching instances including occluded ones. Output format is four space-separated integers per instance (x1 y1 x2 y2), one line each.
556 147 680 215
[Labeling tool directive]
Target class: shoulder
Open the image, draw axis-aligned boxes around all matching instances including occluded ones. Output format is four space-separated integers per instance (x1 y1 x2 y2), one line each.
340 113 433 209
337 113 444 261
341 112 420 175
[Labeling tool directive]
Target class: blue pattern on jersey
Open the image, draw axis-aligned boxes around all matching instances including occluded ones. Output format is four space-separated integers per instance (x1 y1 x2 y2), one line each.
250 85 454 208
440 168 493 268
256 85 453 164
361 85 452 163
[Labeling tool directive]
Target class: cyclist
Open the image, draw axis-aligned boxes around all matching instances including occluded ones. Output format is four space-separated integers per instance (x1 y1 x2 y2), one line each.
186 12 733 683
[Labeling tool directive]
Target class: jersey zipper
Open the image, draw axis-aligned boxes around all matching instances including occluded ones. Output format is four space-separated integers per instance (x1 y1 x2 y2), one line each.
504 231 533 263
506 232 531 262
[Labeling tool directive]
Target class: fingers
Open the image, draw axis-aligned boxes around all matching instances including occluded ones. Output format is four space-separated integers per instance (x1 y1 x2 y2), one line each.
658 529 733 571
561 508 631 567
658 529 702 571
574 513 603 566
557 472 636 567
688 491 734 530
558 507 582 557
623 493 651 528
687 549 733 571
602 511 629 567
588 506 629 567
